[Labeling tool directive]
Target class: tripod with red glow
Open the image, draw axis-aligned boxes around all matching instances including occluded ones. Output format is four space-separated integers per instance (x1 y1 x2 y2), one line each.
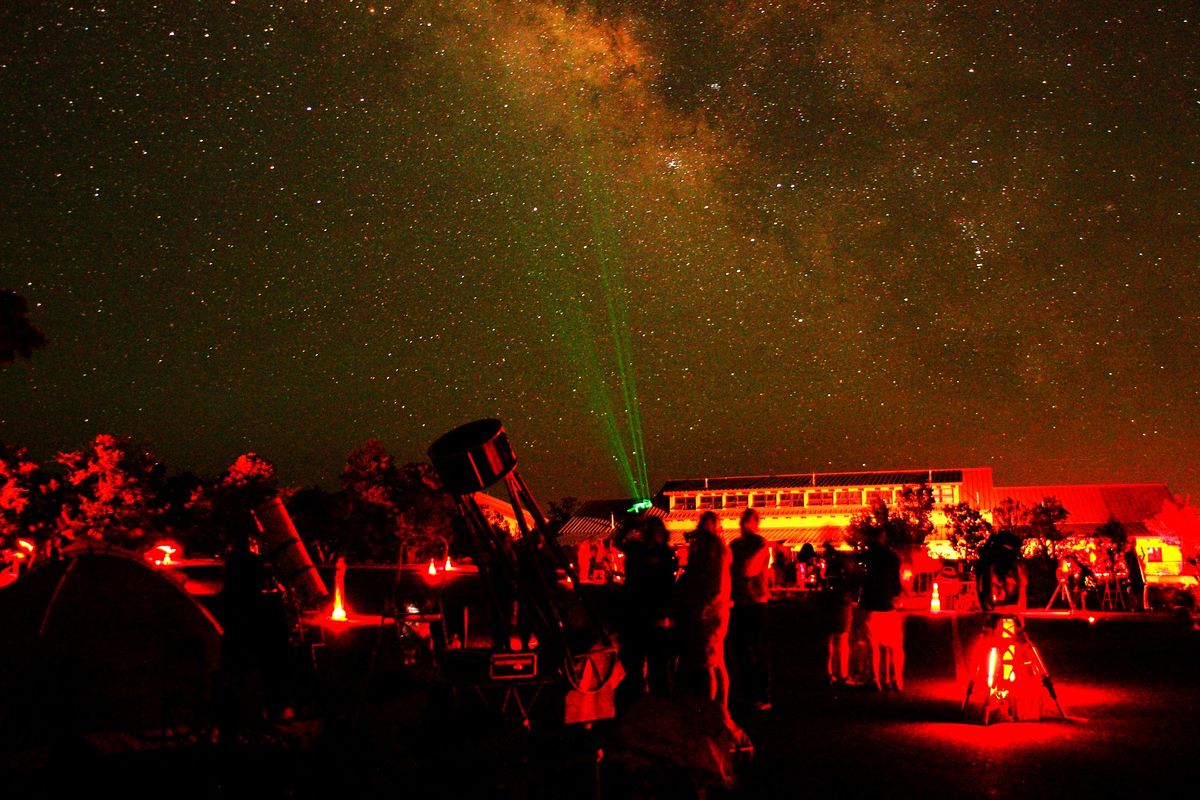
962 614 1065 725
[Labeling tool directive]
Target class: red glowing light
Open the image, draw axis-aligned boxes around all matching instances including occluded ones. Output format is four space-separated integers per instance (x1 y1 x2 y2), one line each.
428 558 438 576
930 581 942 614
444 556 454 571
330 556 349 622
16 539 34 553
901 567 914 583
147 542 178 566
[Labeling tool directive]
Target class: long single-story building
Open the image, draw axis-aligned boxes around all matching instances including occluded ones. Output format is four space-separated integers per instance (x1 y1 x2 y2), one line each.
557 466 1199 555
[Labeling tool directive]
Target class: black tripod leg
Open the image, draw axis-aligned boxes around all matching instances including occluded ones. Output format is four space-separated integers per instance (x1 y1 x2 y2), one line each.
1028 642 1066 718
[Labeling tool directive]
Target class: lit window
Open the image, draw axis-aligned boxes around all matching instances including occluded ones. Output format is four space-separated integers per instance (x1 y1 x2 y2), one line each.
780 492 803 507
808 492 834 506
728 494 749 509
752 492 775 507
835 490 862 506
674 495 697 511
933 485 957 505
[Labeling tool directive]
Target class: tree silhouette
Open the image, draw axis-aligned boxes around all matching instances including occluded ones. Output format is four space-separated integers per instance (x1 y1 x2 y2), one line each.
547 496 581 530
945 501 993 561
0 443 61 550
338 438 402 561
992 497 1030 536
847 483 936 549
56 434 165 550
187 452 282 547
1028 497 1069 558
1093 516 1128 551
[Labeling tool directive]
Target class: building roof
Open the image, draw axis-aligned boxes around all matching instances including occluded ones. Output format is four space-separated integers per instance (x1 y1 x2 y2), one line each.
555 499 667 546
557 516 614 547
573 499 667 519
660 468 981 494
960 467 998 511
993 483 1173 526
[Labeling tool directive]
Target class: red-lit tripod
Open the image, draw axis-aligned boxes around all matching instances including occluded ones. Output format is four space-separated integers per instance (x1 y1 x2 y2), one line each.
962 614 1065 725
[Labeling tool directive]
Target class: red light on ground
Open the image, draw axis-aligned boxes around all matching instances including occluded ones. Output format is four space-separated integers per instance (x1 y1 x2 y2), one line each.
427 559 438 577
907 718 1078 749
444 556 454 571
930 582 942 613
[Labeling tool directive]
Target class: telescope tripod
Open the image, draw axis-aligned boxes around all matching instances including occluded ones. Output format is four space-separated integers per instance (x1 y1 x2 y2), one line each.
1045 576 1076 611
962 614 1065 725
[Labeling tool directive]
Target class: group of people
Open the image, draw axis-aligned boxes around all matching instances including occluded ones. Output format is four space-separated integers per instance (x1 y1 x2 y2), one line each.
1056 539 1147 611
612 509 772 715
819 531 906 691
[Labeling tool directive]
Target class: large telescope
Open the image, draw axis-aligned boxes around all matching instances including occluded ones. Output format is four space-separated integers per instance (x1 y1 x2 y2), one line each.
252 496 329 608
428 419 616 720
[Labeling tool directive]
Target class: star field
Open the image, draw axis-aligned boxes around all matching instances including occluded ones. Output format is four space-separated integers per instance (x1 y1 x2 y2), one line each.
0 1 1196 500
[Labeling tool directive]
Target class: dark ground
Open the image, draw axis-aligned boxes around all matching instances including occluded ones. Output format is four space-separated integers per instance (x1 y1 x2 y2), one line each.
9 600 1200 798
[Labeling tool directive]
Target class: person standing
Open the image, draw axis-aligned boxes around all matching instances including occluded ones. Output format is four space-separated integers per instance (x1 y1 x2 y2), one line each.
1123 541 1146 611
219 528 291 739
821 542 856 685
976 529 1026 613
676 511 732 707
613 515 679 709
858 528 904 691
729 508 771 710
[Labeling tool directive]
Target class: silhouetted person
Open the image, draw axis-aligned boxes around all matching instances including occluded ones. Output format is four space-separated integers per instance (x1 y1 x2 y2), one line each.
859 528 904 691
613 516 679 710
729 508 771 711
976 530 1026 614
820 542 856 684
796 542 816 588
218 529 290 740
676 511 731 707
1124 541 1145 611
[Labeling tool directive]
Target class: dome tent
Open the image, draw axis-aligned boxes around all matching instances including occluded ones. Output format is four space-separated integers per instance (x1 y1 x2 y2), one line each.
0 546 222 750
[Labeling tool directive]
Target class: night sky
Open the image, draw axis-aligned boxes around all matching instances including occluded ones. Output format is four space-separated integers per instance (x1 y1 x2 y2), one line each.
0 2 1196 502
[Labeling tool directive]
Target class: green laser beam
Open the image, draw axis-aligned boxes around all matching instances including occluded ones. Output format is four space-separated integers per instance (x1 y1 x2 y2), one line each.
504 202 646 501
581 159 651 501
471 23 652 503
